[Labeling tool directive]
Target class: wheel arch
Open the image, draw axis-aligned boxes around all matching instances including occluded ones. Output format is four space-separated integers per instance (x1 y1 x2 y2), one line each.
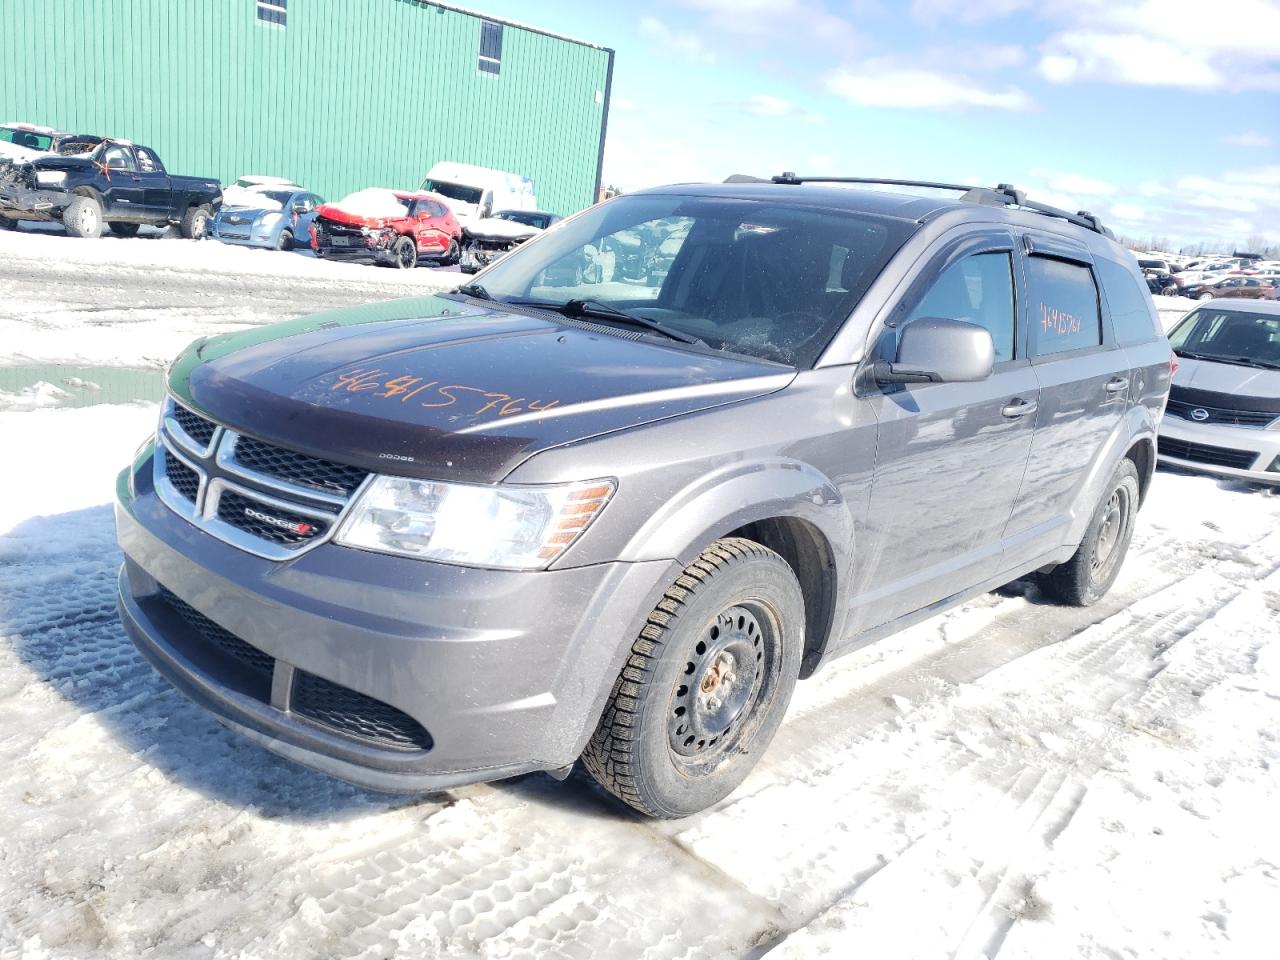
1125 434 1156 507
725 515 840 679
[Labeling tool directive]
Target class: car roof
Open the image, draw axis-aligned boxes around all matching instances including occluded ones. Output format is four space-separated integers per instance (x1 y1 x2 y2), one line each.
630 180 1125 256
1197 299 1280 316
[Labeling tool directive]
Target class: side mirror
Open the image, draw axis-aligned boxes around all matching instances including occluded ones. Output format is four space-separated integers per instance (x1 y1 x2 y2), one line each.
291 202 307 213
875 317 995 385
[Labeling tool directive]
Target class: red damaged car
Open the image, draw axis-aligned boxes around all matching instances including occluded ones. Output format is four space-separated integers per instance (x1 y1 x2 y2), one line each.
311 188 462 269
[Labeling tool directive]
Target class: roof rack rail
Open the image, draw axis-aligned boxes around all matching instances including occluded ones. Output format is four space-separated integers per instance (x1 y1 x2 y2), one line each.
768 173 1112 237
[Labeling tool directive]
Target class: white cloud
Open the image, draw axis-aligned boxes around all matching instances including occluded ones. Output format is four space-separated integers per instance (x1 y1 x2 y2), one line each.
1223 131 1273 147
1030 169 1118 198
825 62 1033 111
746 94 795 117
1037 32 1223 88
675 0 861 48
639 16 715 66
1110 202 1148 223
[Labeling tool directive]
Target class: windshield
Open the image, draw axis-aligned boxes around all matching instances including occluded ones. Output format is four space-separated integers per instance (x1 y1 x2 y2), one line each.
1170 309 1280 365
495 210 549 228
56 138 100 156
0 128 52 150
422 179 483 205
474 192 915 367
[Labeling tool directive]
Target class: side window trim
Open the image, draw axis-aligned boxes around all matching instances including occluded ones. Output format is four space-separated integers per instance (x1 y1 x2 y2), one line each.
881 228 1024 366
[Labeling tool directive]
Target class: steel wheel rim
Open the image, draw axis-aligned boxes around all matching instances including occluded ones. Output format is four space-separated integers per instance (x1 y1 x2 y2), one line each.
1091 487 1128 579
668 602 777 765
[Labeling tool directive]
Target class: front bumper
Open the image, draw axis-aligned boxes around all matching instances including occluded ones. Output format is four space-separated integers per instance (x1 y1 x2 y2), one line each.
1157 416 1280 486
209 224 277 248
0 181 70 221
115 453 677 792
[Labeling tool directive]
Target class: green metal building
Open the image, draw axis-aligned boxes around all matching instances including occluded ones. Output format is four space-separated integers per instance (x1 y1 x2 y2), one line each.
0 0 614 215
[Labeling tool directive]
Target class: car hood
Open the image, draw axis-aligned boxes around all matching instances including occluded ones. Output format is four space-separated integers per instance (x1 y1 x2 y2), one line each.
168 295 794 484
464 218 541 241
1174 356 1280 398
314 203 405 229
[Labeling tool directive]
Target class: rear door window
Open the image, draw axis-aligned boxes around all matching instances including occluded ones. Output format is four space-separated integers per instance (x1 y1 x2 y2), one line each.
1027 256 1102 357
900 252 1017 362
1095 258 1159 346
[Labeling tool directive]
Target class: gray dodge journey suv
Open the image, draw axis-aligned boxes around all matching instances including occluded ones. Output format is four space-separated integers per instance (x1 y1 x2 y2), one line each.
115 176 1172 817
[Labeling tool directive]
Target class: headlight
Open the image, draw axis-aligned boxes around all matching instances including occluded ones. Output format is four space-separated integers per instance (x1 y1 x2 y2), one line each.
337 476 615 569
35 170 67 187
258 211 283 228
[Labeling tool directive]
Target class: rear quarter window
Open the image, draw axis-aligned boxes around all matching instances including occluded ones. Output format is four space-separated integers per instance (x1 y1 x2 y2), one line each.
1027 256 1102 357
1095 258 1160 346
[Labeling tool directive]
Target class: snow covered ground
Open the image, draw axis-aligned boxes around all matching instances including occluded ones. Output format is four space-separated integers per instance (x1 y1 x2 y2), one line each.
1 233 1277 960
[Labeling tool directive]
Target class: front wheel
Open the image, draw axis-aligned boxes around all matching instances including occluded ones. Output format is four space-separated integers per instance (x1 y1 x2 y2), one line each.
0 215 16 230
443 238 460 265
1161 285 1179 297
1039 458 1140 607
276 228 294 252
62 195 103 238
1197 291 1214 301
582 538 804 818
393 236 417 269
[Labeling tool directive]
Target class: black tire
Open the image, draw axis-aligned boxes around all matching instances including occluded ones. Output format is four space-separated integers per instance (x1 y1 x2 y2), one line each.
393 235 417 269
1039 458 1140 607
106 221 140 238
180 204 211 239
443 238 460 265
582 537 804 818
1161 285 1179 297
276 228 294 252
62 195 103 238
1197 291 1214 301
0 215 15 230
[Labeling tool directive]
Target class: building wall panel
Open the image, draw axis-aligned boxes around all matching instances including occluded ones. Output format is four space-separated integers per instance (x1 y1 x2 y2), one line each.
0 0 611 214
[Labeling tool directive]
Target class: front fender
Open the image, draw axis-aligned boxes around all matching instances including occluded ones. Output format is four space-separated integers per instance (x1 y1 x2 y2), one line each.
616 458 853 568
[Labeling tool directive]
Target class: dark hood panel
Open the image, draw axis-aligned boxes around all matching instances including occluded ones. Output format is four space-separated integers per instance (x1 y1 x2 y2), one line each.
169 295 792 483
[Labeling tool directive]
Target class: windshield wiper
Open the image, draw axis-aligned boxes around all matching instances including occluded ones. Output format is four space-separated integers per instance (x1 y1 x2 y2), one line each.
453 282 493 301
562 298 704 345
1173 349 1212 360
1212 355 1280 370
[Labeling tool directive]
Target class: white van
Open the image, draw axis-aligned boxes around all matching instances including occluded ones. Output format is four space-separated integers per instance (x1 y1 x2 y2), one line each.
420 161 537 221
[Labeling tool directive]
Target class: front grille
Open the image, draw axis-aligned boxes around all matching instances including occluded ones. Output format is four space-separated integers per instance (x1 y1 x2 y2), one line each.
1165 399 1277 428
231 434 368 496
163 448 201 502
293 670 433 752
1159 437 1258 470
173 402 217 448
160 589 276 680
215 489 332 547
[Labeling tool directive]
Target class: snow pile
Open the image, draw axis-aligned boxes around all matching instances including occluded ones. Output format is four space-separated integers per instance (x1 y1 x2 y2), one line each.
0 380 70 412
221 185 286 211
328 188 409 219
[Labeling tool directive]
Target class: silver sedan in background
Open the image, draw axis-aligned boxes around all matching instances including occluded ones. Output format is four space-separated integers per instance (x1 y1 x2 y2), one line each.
1160 299 1280 486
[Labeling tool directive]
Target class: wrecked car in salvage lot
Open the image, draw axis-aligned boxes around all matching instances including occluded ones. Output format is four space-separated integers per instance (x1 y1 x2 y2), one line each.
312 188 462 269
0 136 221 238
459 209 561 273
115 176 1170 818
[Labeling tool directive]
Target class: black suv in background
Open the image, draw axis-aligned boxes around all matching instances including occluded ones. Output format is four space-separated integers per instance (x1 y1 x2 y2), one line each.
116 175 1172 817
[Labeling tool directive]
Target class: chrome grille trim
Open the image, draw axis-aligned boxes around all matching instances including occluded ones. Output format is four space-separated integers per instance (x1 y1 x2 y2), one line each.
215 430 349 507
162 396 220 458
154 395 372 561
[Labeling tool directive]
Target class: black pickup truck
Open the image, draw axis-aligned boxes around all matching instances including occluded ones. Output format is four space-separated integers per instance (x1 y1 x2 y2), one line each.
0 137 222 238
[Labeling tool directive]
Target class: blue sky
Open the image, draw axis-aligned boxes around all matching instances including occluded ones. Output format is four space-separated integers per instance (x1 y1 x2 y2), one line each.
478 0 1280 249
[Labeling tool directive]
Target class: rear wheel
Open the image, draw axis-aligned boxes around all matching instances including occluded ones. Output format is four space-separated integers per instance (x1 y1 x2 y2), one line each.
1161 285 1179 297
180 204 211 239
1040 458 1140 607
62 195 102 238
106 221 140 238
582 537 804 818
1197 291 1214 301
276 228 294 251
393 236 417 269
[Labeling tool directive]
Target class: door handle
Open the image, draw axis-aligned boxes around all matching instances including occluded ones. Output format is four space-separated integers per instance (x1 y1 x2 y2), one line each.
1104 377 1130 394
1002 398 1037 418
